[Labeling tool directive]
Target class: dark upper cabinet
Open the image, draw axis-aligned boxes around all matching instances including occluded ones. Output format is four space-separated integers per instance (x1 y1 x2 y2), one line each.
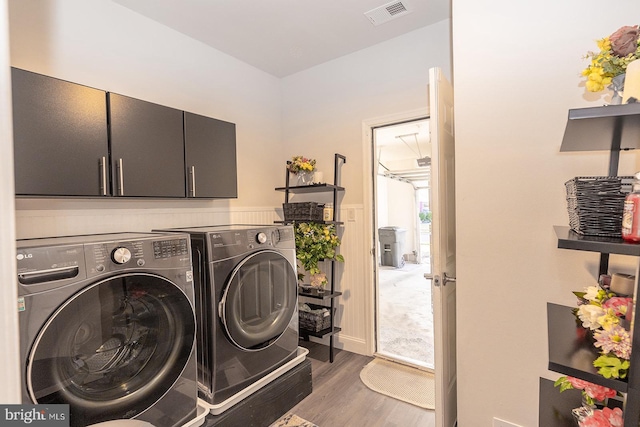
11 68 110 196
108 93 186 198
12 68 237 199
184 112 237 198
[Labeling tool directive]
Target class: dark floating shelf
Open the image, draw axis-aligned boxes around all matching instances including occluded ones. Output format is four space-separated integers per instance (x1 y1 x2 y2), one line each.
275 220 344 226
561 103 640 152
547 303 627 393
298 287 342 299
275 183 345 194
299 326 341 339
539 377 623 427
554 226 640 257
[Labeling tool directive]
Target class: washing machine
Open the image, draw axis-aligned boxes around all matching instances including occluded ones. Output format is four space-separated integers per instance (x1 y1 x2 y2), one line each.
155 225 301 413
16 232 199 427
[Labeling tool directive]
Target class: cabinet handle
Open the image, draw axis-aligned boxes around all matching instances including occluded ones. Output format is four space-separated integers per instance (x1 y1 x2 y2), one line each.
189 166 196 197
99 157 108 196
117 158 124 196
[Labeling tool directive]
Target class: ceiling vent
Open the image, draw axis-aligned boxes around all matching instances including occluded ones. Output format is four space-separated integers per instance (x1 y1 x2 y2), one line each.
364 1 412 26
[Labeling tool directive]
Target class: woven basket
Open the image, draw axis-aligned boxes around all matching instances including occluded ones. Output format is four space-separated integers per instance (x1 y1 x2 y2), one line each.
283 202 324 221
299 303 335 332
565 176 632 237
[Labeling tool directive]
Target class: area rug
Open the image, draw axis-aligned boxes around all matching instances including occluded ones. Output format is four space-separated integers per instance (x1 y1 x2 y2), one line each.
269 413 318 427
359 358 435 410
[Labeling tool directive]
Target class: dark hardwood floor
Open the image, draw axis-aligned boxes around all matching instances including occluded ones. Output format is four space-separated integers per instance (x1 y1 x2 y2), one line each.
288 341 435 427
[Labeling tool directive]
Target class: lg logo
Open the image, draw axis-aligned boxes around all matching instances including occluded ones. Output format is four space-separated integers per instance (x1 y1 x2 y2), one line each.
16 253 33 261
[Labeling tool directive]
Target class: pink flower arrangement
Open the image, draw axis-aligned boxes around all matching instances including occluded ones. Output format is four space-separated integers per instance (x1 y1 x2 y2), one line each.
594 325 632 360
579 407 623 427
555 376 617 405
560 277 631 425
572 280 633 379
602 297 632 318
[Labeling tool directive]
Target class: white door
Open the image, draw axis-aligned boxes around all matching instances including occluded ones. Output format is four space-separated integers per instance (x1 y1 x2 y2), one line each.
428 67 457 427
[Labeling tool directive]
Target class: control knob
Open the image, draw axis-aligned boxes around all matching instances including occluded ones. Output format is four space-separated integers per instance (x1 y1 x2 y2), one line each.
256 232 267 244
112 247 132 264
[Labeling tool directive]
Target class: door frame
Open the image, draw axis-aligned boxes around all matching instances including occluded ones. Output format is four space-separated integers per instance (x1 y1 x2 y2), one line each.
361 108 429 356
0 0 21 403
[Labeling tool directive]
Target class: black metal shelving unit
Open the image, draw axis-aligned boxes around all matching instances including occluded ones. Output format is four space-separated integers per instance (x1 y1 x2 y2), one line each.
276 153 346 363
542 104 640 426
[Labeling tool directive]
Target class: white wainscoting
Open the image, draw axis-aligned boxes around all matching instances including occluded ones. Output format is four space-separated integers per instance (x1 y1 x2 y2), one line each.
14 203 371 356
15 205 280 239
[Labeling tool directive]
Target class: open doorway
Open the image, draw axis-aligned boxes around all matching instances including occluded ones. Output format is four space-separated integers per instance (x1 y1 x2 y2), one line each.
373 117 434 370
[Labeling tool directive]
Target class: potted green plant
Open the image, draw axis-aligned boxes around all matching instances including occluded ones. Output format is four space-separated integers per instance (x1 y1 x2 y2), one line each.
294 222 344 290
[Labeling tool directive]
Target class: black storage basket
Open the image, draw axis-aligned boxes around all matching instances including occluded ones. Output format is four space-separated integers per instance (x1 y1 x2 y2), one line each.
283 202 324 221
299 303 335 332
565 176 632 237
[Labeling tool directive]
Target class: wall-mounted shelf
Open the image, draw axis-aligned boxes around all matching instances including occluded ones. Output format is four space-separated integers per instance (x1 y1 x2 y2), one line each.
547 303 628 393
538 378 624 427
275 220 344 226
299 326 342 340
298 288 343 299
561 103 640 152
275 183 345 194
554 226 640 256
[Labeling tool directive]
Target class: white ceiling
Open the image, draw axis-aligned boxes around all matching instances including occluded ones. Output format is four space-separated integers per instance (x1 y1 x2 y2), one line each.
110 0 443 181
113 0 450 78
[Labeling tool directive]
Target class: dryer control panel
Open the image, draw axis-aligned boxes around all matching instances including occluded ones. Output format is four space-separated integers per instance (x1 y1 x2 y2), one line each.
208 227 296 260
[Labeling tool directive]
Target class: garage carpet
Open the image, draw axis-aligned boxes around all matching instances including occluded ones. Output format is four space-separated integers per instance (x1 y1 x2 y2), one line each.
359 358 435 410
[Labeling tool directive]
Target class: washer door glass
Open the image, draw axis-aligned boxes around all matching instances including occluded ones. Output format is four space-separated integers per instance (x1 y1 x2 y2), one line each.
220 250 297 350
27 273 195 427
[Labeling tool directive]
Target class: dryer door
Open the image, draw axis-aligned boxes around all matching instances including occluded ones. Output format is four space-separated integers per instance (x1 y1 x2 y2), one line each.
220 249 297 350
27 273 196 427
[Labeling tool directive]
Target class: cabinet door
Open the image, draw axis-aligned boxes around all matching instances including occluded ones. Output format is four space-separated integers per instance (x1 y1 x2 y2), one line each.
184 112 237 198
12 68 109 196
108 93 186 198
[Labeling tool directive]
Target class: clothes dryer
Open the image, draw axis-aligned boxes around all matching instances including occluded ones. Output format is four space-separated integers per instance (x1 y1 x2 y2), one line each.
16 232 198 427
155 225 300 412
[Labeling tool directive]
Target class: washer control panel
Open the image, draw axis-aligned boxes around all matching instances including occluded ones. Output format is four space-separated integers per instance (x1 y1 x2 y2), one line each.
86 237 190 275
153 238 189 259
16 233 193 292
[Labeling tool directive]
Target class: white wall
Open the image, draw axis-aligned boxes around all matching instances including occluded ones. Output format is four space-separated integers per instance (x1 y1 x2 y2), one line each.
453 2 640 425
377 177 417 257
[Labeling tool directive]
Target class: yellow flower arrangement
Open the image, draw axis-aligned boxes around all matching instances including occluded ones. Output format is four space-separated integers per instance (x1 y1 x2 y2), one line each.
287 156 316 174
582 25 640 92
